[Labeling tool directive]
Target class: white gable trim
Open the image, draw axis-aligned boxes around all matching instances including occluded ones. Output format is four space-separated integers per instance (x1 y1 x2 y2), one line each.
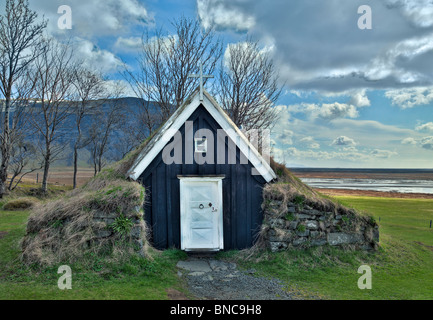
127 90 276 182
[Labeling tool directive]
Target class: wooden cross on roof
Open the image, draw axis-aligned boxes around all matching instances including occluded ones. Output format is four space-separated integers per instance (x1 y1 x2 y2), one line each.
188 62 214 101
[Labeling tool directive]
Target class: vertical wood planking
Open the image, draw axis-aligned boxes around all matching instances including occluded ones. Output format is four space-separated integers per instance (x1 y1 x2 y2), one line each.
139 105 268 250
231 164 237 249
246 169 252 247
166 164 173 246
156 165 167 248
151 172 159 247
173 167 181 247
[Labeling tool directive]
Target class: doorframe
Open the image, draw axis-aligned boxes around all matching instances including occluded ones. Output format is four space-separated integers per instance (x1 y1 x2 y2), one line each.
178 175 225 251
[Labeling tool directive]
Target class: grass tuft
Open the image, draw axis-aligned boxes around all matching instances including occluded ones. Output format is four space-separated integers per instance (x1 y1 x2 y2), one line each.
3 198 40 211
20 163 149 267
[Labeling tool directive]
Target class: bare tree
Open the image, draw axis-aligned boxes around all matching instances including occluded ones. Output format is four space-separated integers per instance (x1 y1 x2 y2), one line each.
86 85 126 176
70 68 105 188
8 137 42 191
28 40 75 194
217 40 282 132
0 0 47 198
123 16 222 139
118 72 160 147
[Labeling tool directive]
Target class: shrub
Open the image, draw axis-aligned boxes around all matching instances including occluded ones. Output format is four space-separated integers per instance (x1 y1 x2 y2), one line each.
109 215 134 237
297 224 306 232
3 198 39 211
293 195 305 209
285 213 295 221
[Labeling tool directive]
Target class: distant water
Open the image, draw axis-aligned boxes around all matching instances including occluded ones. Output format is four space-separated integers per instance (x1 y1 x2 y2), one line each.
299 178 433 194
291 168 433 194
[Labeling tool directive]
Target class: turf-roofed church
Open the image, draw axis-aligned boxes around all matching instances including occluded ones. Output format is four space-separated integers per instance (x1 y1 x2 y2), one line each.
127 88 276 251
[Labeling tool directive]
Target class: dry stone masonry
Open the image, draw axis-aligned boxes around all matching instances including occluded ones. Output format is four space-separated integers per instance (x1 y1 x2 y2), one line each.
21 175 148 266
91 205 146 251
261 185 379 252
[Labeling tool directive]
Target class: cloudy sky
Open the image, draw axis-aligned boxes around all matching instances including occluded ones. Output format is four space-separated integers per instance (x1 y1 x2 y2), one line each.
21 0 433 168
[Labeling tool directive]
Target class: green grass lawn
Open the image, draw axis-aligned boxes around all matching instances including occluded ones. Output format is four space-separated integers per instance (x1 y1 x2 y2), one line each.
0 207 187 300
1 196 433 300
221 196 433 300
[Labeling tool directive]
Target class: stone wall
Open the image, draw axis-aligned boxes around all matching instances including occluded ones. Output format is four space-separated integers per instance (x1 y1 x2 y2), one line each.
261 188 379 252
91 205 146 252
21 178 148 266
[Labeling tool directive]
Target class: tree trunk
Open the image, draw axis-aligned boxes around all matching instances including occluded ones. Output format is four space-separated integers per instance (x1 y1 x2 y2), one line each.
98 156 102 174
73 145 78 189
0 93 12 199
41 153 51 194
0 167 7 199
73 120 82 189
8 171 20 191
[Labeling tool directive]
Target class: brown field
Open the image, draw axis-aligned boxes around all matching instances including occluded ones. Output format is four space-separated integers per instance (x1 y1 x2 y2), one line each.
314 188 433 199
10 167 433 199
16 167 95 187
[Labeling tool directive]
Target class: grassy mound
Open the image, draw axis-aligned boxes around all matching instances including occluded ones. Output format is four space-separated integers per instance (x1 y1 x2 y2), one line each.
3 197 40 211
20 162 149 266
246 159 379 252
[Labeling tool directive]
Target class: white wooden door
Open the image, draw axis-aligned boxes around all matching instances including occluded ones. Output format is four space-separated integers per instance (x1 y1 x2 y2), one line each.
179 177 224 251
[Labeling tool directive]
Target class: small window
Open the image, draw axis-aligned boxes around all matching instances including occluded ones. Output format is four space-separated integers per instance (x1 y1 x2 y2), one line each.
195 138 207 153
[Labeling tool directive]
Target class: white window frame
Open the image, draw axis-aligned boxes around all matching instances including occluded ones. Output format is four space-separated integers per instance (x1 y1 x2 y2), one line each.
194 137 208 153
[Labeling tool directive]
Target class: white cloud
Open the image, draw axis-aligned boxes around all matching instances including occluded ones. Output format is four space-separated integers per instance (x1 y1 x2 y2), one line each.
370 149 398 158
364 33 433 84
349 89 371 107
114 37 142 52
196 0 433 92
385 0 433 28
32 0 151 37
401 137 417 145
278 129 294 145
300 136 320 149
415 122 433 132
331 136 357 147
300 136 314 143
420 136 433 150
28 1 151 76
288 102 359 120
319 103 359 120
74 38 123 73
400 135 433 151
385 86 433 108
223 41 275 69
272 105 293 144
279 147 372 163
271 99 431 167
197 0 255 31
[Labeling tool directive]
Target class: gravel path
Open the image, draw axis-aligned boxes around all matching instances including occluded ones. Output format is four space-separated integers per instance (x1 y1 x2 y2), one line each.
176 257 296 300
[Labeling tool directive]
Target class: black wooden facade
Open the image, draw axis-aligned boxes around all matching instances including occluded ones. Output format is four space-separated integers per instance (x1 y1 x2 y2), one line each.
138 104 267 250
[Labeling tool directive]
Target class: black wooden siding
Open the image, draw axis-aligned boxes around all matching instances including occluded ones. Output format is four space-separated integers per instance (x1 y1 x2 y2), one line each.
138 105 266 250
